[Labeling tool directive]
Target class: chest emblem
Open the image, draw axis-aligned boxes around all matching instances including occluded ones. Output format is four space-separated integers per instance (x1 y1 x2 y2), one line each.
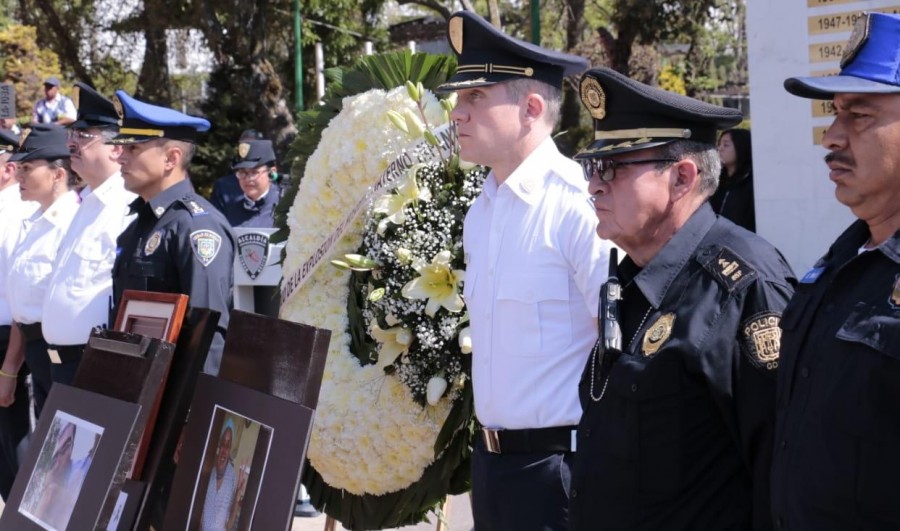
890 274 900 310
742 312 781 370
642 313 675 357
190 230 223 267
144 230 163 256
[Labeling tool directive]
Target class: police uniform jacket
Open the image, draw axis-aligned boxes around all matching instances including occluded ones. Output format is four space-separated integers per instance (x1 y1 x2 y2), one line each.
218 183 281 228
111 179 235 375
570 204 795 530
771 221 900 530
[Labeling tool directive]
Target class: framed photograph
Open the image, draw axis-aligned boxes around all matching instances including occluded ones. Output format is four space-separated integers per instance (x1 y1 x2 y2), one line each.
0 385 141 531
163 374 315 530
112 290 189 343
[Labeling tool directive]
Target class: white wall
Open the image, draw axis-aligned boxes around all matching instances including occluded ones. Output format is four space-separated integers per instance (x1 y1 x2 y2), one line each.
746 0 900 274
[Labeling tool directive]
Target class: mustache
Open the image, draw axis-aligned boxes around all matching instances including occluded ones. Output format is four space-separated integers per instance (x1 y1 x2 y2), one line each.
824 151 854 167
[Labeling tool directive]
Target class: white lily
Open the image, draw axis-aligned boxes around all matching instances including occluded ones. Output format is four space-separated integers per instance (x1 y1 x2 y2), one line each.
373 168 432 235
401 250 465 317
458 326 472 354
369 323 413 369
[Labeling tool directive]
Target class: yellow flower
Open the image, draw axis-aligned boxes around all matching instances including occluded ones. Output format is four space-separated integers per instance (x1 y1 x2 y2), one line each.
369 323 413 369
401 250 465 317
373 167 432 235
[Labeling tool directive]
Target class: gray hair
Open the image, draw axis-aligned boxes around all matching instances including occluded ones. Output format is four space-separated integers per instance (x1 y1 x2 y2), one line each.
47 157 79 188
503 78 562 127
654 140 721 198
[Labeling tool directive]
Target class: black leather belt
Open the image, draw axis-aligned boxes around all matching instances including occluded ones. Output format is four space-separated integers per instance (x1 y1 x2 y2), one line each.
481 426 578 454
47 344 86 364
15 321 43 343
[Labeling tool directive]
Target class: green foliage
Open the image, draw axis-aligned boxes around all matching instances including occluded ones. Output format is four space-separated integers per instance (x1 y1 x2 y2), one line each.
0 25 63 122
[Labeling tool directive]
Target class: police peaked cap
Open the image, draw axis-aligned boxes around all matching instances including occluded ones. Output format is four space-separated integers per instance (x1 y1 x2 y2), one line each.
575 67 743 159
107 90 211 145
9 124 70 162
71 82 119 130
0 129 18 155
232 140 276 169
785 12 900 99
437 11 589 92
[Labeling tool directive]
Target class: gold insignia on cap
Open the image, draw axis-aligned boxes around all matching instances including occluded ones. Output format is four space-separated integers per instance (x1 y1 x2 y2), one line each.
18 128 30 148
742 313 781 370
841 12 871 69
580 77 606 120
890 274 900 309
643 313 675 357
238 142 250 159
144 230 162 255
112 95 124 119
449 16 464 54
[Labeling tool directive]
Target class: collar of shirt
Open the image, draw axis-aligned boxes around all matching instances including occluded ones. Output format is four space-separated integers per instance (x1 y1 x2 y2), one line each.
0 184 21 210
632 203 718 308
31 190 80 229
485 136 561 206
130 178 193 218
84 172 133 207
822 219 900 267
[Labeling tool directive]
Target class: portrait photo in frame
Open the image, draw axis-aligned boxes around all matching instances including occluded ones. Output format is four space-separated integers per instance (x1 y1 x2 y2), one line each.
0 385 141 531
163 374 315 530
112 290 189 343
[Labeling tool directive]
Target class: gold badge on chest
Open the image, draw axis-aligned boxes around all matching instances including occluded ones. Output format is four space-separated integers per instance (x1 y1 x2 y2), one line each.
642 313 675 357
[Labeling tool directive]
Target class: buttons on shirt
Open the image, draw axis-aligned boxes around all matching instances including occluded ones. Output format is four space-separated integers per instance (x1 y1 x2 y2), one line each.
631 383 639 392
800 367 809 378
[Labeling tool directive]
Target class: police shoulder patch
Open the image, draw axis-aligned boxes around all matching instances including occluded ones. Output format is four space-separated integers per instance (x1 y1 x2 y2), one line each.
702 247 757 293
190 229 222 267
741 312 781 371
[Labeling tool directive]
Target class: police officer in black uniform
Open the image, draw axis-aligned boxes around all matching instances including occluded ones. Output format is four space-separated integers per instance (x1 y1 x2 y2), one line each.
107 90 235 375
216 139 281 228
569 68 796 530
772 13 900 530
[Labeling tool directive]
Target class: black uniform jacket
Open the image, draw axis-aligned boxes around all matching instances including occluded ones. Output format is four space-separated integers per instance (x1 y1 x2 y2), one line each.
571 204 795 531
216 182 280 228
771 221 900 530
111 179 235 375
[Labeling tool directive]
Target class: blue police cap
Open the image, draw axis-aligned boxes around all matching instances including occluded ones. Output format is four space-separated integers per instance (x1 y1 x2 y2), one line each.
9 124 70 162
0 129 17 155
437 11 589 92
575 67 742 159
785 12 900 99
232 140 276 169
108 90 210 145
71 82 119 130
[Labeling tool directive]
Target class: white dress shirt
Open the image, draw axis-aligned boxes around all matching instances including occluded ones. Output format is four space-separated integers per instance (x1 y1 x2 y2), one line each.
0 185 39 326
463 137 614 430
7 191 80 325
42 174 136 345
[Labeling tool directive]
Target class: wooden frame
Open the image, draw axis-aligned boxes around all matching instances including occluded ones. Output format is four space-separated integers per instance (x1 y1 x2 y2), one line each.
0 385 141 530
163 374 314 530
112 290 189 343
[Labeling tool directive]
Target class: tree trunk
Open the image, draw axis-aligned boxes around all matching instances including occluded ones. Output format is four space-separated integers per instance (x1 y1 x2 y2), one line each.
135 19 173 103
558 0 586 152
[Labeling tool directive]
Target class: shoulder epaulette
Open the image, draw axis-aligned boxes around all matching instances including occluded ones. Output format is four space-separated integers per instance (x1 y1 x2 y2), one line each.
700 246 757 293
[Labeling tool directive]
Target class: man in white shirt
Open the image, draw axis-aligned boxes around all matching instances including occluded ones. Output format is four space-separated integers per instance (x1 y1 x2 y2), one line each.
439 12 614 530
0 129 37 501
41 82 135 385
31 77 77 126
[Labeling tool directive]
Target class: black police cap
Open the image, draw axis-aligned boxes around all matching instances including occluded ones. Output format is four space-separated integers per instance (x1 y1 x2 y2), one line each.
0 129 18 155
232 140 276 169
71 82 119 130
575 67 742 159
437 11 588 92
9 124 70 162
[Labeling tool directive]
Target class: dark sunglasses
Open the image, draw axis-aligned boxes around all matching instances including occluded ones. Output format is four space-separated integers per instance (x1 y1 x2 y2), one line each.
581 157 678 182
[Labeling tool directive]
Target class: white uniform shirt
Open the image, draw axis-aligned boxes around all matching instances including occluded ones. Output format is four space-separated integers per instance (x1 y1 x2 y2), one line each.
42 174 136 345
463 137 614 430
7 191 80 325
0 185 39 326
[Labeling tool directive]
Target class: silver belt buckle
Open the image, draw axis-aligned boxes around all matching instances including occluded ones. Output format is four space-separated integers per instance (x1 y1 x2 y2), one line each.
47 348 62 364
482 428 501 454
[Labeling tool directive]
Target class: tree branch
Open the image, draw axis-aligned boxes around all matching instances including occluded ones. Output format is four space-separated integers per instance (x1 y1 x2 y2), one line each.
396 0 451 20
